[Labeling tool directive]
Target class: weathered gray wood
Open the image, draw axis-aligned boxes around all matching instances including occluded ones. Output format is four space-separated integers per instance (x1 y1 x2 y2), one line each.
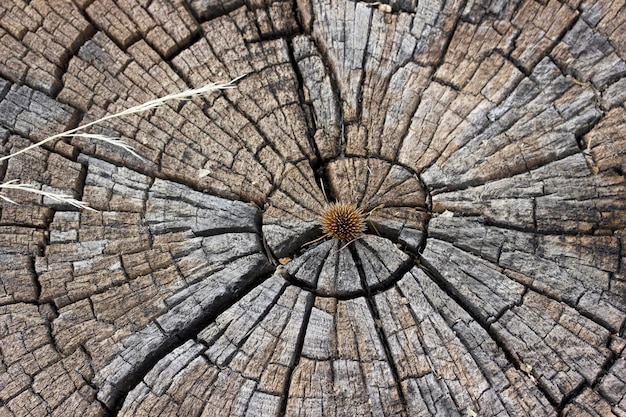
387 268 555 416
119 274 310 416
0 1 92 94
421 239 526 324
428 215 625 333
491 293 612 404
1 0 625 416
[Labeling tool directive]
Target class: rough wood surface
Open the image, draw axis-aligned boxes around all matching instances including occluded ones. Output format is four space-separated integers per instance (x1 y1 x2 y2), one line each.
0 0 625 416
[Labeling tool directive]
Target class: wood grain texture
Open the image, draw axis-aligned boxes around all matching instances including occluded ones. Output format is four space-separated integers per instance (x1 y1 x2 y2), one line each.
0 0 625 416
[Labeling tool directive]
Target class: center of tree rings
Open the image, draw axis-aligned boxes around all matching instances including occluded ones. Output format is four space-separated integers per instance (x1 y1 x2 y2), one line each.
321 202 366 241
263 157 429 298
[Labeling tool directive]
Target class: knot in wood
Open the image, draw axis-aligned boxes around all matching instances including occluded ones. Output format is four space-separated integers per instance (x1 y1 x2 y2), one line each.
321 202 366 241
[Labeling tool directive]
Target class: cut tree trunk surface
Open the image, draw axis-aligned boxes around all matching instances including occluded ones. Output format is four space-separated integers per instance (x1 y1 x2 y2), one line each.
0 0 625 416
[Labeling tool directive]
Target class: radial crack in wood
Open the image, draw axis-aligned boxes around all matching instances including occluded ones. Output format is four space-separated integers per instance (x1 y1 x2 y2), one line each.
1 0 626 416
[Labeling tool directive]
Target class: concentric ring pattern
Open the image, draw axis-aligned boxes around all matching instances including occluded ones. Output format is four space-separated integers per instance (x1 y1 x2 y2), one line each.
0 1 625 416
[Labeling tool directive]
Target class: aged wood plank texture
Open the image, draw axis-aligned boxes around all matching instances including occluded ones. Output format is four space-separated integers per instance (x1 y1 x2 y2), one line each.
0 0 625 416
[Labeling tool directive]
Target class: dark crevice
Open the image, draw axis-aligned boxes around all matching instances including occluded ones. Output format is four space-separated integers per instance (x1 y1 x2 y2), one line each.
0 8 97 98
190 226 261 238
261 233 280 267
286 39 323 165
186 0 246 23
247 6 266 38
0 219 50 230
600 76 626 112
261 153 312 203
557 365 609 416
105 338 180 414
52 22 98 100
353 7 374 126
290 0 306 35
116 18 204 66
145 14 203 62
364 259 415 298
422 0 467 70
547 4 624 95
532 193 539 232
508 0 581 82
593 341 626 410
617 236 624 276
27 254 42 302
74 345 113 415
578 4 626 64
277 239 329 292
256 207 280 266
505 52 532 79
588 335 620 395
491 285 528 324
253 31 304 45
278 264 319 294
352 237 416 290
575 114 605 158
74 156 90 206
460 0 513 26
164 29 204 64
313 163 334 203
429 75 462 92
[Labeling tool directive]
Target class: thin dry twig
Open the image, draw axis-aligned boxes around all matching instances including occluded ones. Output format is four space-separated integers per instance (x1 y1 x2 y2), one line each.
63 133 147 161
0 78 240 163
0 180 96 211
0 77 242 208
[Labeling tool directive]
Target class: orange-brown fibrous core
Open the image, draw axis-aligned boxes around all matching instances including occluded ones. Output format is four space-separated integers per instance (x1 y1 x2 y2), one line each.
321 202 366 241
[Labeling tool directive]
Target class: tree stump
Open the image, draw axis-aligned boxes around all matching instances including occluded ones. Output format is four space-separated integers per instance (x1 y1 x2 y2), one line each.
0 0 625 416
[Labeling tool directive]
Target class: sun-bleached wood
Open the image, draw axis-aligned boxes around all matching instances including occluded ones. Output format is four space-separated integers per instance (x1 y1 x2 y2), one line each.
0 0 625 416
